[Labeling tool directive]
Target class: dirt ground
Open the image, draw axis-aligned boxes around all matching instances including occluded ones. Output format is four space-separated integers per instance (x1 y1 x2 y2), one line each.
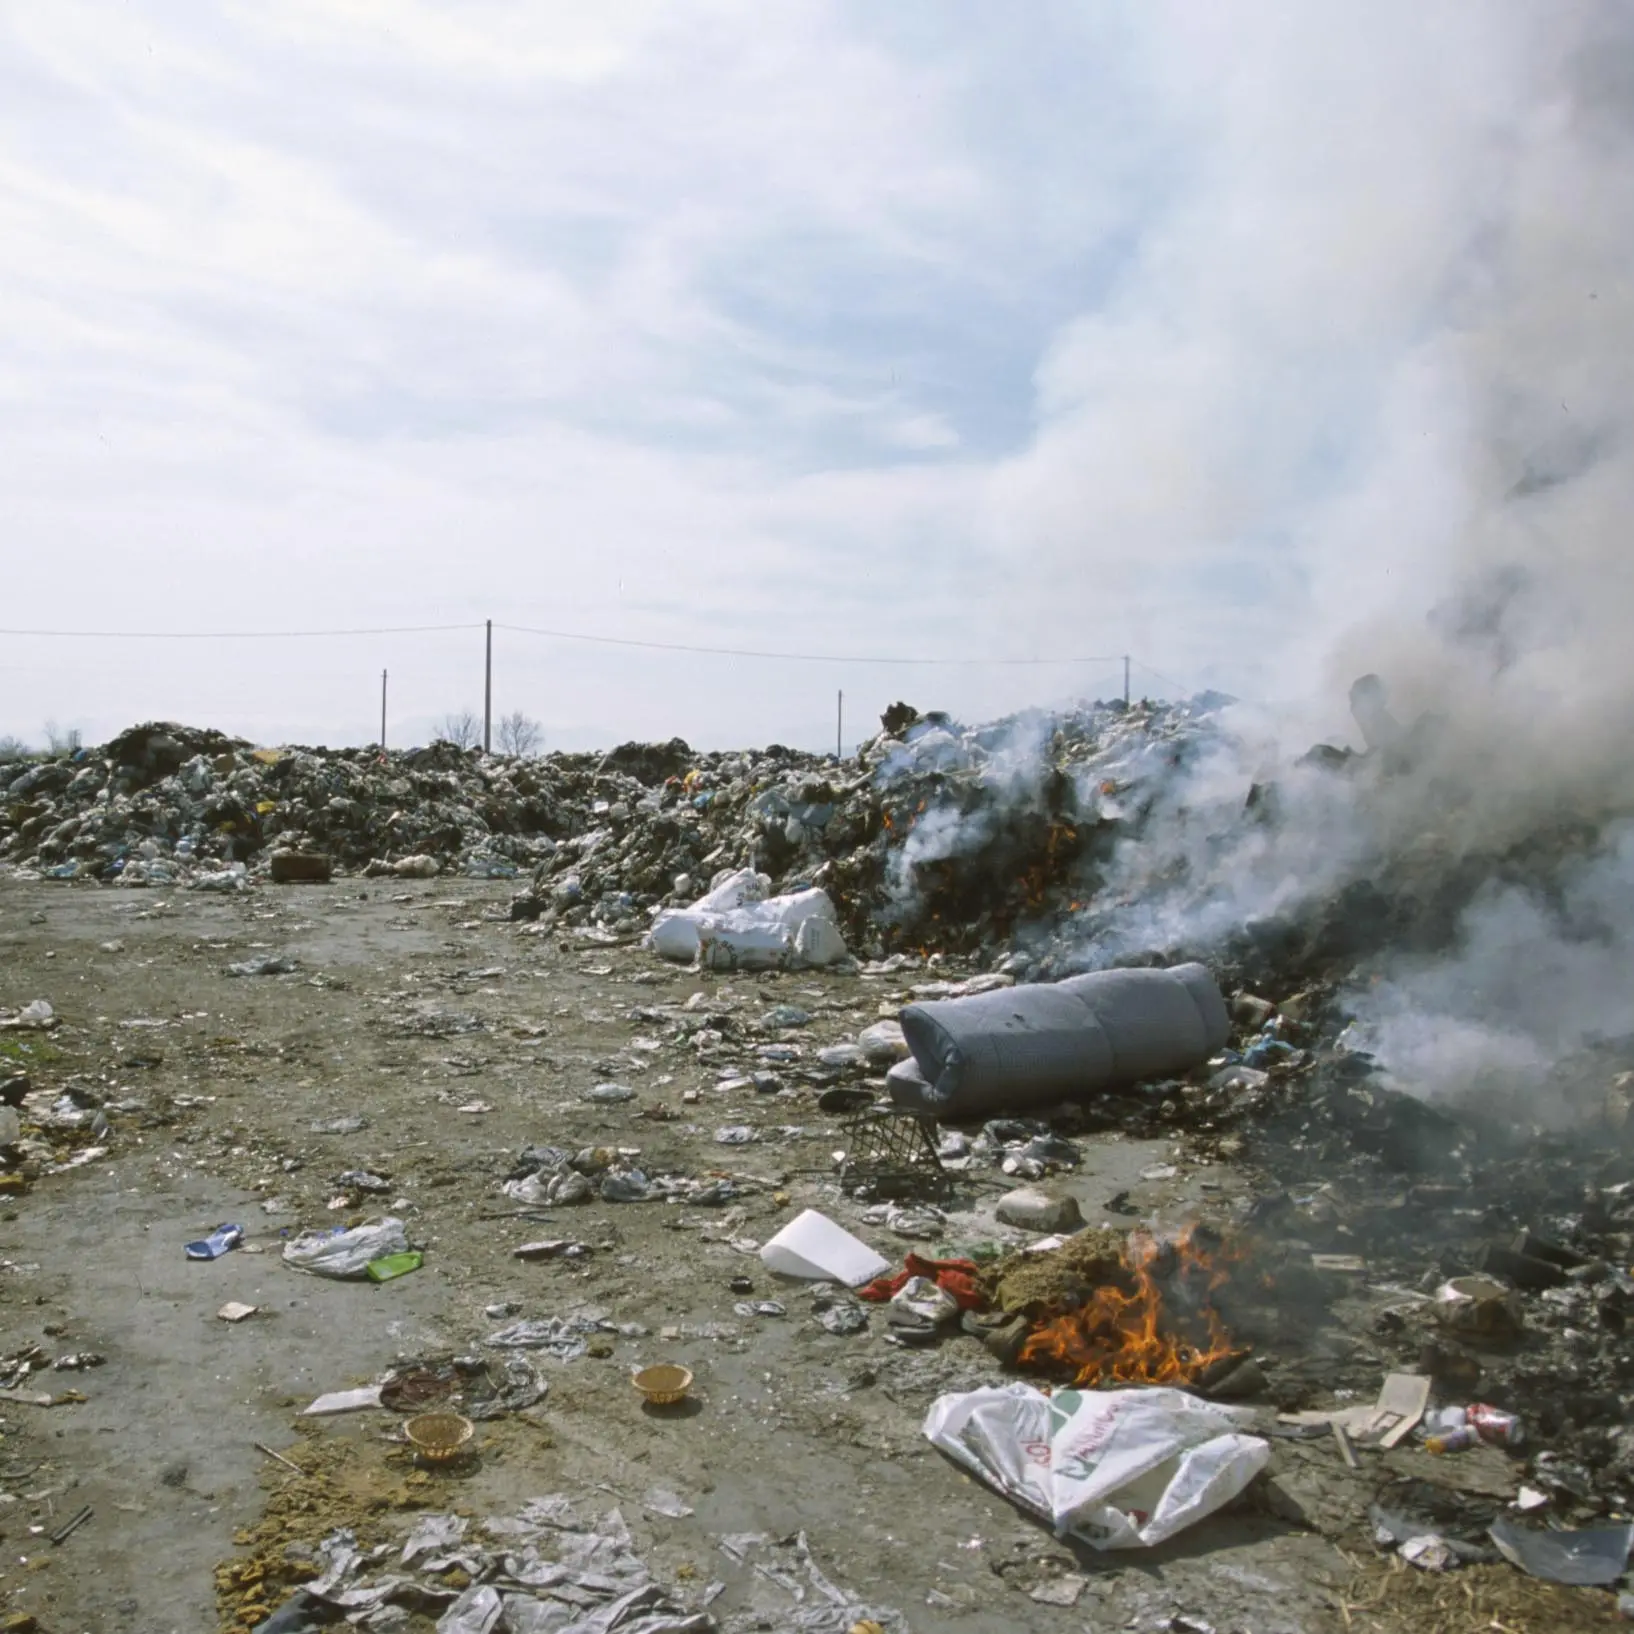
0 877 1361 1633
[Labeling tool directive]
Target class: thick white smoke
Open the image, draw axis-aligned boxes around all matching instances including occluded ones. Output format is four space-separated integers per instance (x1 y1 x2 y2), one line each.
1001 3 1634 1113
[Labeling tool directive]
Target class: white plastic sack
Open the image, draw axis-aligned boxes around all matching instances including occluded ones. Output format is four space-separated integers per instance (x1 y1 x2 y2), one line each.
695 868 770 913
648 882 850 970
923 1383 1269 1550
794 913 850 967
698 918 793 971
648 911 706 963
283 1217 410 1279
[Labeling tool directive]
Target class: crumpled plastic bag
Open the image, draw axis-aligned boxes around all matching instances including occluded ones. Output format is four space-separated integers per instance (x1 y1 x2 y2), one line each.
890 1276 960 1327
283 1217 410 1279
923 1383 1270 1550
0 999 56 1031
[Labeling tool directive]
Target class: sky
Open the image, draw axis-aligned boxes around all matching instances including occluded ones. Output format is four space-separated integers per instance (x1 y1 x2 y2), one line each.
0 2 1620 753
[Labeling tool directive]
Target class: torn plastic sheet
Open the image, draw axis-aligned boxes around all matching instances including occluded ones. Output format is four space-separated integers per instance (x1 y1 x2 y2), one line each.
467 1354 550 1419
714 1531 904 1632
924 1383 1269 1550
1488 1515 1634 1586
402 1513 469 1565
484 1317 594 1359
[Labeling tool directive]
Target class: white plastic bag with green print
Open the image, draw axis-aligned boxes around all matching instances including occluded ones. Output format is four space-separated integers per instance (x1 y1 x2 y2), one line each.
922 1382 1269 1549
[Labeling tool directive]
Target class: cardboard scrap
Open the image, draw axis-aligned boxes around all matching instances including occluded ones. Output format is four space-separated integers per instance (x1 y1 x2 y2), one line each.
1278 1373 1430 1450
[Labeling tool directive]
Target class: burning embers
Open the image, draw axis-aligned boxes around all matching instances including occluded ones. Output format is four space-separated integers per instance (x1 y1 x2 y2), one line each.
1016 1227 1243 1389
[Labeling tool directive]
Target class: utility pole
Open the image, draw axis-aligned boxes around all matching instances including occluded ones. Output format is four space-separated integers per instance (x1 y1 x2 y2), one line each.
1123 655 1131 708
380 669 388 754
483 619 493 754
836 690 843 760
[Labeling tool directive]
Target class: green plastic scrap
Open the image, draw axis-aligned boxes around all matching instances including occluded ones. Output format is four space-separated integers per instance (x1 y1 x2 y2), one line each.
366 1250 423 1283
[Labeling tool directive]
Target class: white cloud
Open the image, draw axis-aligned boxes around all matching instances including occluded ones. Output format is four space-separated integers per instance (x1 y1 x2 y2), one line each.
0 2 1623 755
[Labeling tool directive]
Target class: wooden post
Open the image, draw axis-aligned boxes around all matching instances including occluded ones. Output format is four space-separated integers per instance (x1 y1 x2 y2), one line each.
483 619 493 753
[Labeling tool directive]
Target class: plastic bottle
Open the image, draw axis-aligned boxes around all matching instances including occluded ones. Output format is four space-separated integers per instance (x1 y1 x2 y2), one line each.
1426 1424 1479 1454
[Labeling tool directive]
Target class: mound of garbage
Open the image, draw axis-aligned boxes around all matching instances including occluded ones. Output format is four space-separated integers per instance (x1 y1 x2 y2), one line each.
1 701 1220 961
1 691 1602 1009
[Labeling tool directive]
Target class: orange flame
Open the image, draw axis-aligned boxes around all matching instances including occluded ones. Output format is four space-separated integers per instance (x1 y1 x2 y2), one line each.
1018 1228 1240 1388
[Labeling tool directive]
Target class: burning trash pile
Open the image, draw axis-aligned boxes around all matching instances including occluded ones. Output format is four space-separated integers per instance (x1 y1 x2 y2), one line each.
509 692 1229 961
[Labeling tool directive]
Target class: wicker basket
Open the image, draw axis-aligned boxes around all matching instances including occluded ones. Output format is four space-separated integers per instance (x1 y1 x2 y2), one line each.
632 1364 693 1406
404 1411 474 1462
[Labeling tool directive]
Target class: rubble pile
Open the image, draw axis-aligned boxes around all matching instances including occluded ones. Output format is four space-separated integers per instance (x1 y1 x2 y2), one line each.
0 722 593 885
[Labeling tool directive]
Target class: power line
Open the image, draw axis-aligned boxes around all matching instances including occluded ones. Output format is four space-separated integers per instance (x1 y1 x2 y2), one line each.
1132 657 1198 698
496 621 1127 667
0 615 1153 676
0 620 483 640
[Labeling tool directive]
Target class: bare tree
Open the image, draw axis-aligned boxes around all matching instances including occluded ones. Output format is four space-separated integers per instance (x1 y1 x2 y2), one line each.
497 711 544 757
0 735 28 762
437 710 481 750
43 721 82 755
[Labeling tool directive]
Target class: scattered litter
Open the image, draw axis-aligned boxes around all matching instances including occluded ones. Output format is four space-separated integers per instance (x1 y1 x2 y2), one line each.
0 999 56 1031
642 1486 694 1519
633 1363 693 1406
891 963 1228 1118
226 955 299 977
648 871 851 970
50 1503 93 1546
1029 1575 1086 1606
334 1170 392 1195
513 1239 589 1262
217 1302 259 1323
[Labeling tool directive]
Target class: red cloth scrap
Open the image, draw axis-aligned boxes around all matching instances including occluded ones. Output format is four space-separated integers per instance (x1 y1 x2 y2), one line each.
857 1253 988 1312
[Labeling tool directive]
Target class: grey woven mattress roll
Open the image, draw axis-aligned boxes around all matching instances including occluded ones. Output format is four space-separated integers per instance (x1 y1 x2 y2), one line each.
891 962 1229 1117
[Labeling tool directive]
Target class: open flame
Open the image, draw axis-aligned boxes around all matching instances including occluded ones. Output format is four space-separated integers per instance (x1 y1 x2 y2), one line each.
1018 1227 1240 1388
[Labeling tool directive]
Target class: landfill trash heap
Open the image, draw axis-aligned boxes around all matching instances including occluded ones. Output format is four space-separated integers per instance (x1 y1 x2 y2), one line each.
0 694 1611 992
0 702 1222 954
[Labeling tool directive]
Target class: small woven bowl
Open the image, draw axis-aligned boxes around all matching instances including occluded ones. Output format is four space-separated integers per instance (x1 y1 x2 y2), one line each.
632 1364 693 1407
404 1411 474 1462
